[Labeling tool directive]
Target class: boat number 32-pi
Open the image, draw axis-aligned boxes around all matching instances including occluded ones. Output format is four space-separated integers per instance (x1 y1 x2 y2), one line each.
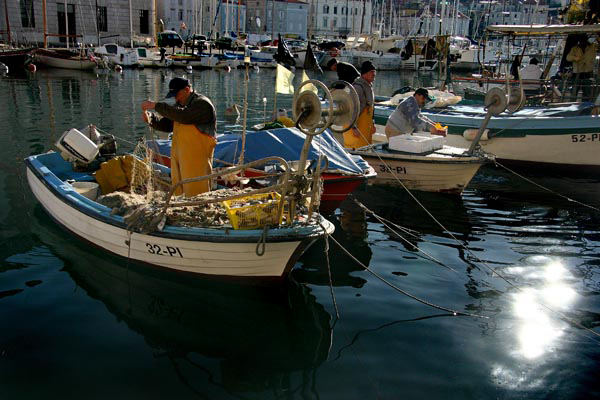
379 164 407 174
145 243 184 257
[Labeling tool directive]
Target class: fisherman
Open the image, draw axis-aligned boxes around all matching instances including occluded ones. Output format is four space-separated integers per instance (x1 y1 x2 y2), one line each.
385 88 443 139
567 35 598 101
342 61 376 149
520 57 543 92
326 58 360 84
141 77 217 197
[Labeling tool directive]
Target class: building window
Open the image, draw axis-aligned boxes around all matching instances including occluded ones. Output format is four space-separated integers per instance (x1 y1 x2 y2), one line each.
179 9 183 20
20 0 35 28
333 17 337 27
323 5 329 14
323 16 328 27
333 6 337 14
97 6 107 32
178 0 183 5
139 9 149 34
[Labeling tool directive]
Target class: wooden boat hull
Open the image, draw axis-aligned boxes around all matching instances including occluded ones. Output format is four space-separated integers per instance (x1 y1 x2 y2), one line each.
350 148 486 193
34 51 96 70
26 153 333 279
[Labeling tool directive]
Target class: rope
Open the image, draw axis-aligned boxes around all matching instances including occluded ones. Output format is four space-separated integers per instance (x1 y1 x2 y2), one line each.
351 129 600 340
353 198 458 273
323 234 340 320
255 224 268 256
320 223 486 318
493 159 600 212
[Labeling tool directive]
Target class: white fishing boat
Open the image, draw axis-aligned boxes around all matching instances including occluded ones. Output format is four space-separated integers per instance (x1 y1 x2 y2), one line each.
374 24 600 172
34 48 97 71
350 135 488 193
135 48 171 68
24 81 370 280
94 44 140 68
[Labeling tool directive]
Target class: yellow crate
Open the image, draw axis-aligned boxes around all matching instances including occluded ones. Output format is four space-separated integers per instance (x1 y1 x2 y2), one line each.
222 192 283 230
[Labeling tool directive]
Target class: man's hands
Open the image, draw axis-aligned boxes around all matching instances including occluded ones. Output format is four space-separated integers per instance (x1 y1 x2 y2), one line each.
141 100 156 111
141 101 156 124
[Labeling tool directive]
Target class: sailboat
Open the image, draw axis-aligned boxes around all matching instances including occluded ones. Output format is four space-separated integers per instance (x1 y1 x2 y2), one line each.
33 0 97 70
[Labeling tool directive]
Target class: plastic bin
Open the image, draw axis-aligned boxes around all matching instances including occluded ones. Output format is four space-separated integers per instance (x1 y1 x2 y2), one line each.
72 182 100 201
222 192 282 230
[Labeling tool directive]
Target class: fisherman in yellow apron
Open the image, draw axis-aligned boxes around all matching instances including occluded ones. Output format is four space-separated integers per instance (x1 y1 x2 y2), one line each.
343 61 377 149
142 77 217 197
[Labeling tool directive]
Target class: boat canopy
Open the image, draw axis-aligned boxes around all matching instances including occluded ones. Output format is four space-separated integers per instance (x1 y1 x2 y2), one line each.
487 24 600 36
149 128 369 175
215 128 370 175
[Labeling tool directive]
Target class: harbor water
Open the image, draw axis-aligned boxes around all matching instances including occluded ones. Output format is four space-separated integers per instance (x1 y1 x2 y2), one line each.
1 68 599 399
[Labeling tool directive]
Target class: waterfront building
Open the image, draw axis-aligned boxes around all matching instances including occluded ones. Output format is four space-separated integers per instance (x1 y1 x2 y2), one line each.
0 0 155 47
308 0 372 38
396 3 470 37
245 0 308 39
156 0 246 39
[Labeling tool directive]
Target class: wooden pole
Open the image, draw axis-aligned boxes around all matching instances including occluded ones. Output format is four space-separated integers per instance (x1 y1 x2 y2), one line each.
42 0 47 48
64 0 69 49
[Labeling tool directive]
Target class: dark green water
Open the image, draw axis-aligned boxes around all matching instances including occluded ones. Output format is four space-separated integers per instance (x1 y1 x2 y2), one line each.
1 68 599 399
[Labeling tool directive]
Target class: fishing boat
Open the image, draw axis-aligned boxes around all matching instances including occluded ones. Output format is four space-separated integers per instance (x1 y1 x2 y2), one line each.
349 139 488 193
135 47 171 68
0 47 33 72
148 128 377 214
33 48 97 71
374 24 600 172
94 44 140 68
26 146 334 280
25 82 351 280
352 88 519 193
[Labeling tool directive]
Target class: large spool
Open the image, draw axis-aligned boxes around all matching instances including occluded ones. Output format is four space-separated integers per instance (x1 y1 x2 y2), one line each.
292 79 359 136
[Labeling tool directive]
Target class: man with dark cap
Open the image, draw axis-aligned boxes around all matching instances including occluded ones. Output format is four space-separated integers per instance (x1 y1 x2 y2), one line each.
343 60 376 149
385 88 442 138
141 77 217 196
326 58 360 84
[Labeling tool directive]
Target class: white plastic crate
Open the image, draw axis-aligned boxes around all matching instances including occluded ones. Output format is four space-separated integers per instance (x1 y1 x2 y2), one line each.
388 133 444 154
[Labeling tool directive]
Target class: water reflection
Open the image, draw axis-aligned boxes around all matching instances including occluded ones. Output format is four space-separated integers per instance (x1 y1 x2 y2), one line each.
510 258 576 360
31 208 332 396
295 200 371 288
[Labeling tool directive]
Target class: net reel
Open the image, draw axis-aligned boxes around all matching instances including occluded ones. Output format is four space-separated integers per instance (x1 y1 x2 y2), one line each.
292 79 359 136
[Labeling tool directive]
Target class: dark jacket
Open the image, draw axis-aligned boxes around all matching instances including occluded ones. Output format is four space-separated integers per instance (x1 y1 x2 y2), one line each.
337 62 360 84
150 91 217 136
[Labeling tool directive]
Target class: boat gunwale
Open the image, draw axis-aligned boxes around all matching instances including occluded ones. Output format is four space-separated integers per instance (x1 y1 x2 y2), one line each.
25 154 332 244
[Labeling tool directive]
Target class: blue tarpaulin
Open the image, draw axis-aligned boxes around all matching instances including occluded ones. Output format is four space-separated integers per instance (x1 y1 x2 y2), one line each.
149 128 370 175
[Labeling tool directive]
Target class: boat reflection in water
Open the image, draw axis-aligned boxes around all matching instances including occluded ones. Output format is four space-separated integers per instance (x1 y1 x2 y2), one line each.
36 208 332 395
294 200 372 288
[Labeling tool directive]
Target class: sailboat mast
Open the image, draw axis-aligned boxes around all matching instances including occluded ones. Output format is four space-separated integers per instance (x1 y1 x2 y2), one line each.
42 0 47 47
129 0 134 47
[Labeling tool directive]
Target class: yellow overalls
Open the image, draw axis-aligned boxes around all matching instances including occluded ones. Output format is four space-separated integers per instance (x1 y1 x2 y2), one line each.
343 105 375 149
171 121 216 197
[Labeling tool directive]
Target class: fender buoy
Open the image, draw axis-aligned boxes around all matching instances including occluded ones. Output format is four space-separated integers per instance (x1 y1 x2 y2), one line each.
27 63 37 72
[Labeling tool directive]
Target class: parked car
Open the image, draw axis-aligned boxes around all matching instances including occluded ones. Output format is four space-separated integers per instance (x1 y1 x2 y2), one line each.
158 31 184 48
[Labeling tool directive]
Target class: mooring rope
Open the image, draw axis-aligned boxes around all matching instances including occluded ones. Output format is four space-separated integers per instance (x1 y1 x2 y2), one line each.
350 131 600 339
318 222 486 318
493 159 600 212
352 197 457 273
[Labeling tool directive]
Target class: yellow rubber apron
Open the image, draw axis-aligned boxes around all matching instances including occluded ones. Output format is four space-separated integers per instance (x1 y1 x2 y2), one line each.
171 121 216 197
343 105 374 149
